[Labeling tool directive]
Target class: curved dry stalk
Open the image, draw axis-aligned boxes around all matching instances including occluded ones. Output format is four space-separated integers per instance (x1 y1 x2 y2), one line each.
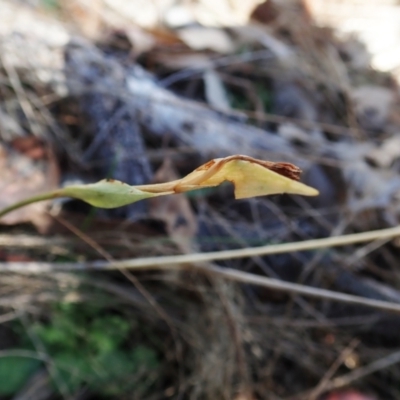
106 224 400 268
3 223 400 312
2 258 400 313
3 223 394 270
329 349 400 390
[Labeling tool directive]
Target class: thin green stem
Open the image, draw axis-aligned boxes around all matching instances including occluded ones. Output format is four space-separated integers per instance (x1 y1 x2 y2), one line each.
0 191 61 219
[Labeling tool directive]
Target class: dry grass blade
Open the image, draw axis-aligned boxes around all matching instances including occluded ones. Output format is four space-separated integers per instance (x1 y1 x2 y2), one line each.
2 260 400 313
307 339 360 400
0 234 68 248
104 224 400 267
3 225 400 313
2 223 395 269
328 349 400 391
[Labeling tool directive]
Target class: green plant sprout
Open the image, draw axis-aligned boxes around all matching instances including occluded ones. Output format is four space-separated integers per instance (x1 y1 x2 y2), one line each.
0 155 318 219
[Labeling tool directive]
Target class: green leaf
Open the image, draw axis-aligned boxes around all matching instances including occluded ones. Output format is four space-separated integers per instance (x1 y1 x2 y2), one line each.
60 179 162 208
0 356 41 395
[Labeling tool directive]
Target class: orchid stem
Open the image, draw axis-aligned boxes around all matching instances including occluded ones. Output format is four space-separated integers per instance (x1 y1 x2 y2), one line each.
0 191 60 219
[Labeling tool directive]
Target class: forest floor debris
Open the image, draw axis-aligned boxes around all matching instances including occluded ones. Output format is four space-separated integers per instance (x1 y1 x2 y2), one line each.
1 0 400 399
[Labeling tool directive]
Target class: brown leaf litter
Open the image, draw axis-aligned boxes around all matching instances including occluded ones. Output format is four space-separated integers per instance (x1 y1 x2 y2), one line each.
0 136 59 230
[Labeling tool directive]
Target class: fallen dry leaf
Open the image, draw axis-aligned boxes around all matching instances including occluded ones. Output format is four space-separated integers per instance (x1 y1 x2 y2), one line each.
11 136 47 160
250 0 279 24
0 136 59 229
177 26 236 54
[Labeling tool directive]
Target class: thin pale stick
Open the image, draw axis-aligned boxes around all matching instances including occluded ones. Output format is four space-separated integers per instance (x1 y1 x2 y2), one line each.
25 224 400 269
328 349 400 390
2 223 396 268
307 339 360 400
2 261 400 314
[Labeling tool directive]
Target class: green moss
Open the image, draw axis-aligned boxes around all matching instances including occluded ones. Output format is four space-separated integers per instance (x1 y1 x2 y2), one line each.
31 303 159 396
1 302 159 397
